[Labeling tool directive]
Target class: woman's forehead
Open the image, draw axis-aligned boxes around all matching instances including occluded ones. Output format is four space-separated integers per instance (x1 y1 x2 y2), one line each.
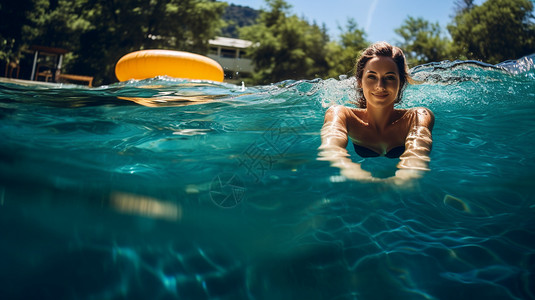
364 56 399 74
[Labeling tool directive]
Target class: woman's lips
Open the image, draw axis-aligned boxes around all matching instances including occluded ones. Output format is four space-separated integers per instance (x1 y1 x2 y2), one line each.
372 93 388 98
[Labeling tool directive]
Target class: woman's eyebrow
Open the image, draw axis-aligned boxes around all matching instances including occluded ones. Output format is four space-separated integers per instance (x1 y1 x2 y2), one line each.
366 70 397 75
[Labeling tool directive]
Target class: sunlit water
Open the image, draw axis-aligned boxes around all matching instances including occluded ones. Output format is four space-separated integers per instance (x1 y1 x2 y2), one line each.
1 55 534 300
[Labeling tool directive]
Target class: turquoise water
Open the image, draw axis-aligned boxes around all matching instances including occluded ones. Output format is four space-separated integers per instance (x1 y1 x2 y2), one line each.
0 55 534 299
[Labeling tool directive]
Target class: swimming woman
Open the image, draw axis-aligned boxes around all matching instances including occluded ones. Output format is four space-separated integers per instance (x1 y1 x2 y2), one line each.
318 42 435 185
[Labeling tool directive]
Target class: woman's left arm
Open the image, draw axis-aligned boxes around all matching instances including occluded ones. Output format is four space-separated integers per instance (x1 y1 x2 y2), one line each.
391 107 435 184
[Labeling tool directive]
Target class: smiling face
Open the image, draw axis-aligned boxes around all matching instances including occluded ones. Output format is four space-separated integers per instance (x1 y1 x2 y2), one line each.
358 56 401 108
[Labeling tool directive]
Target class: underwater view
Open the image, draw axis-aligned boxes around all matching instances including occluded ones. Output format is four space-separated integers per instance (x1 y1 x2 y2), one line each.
0 55 534 299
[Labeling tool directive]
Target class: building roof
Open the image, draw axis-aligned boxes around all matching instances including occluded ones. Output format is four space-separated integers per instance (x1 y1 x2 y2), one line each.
209 36 253 49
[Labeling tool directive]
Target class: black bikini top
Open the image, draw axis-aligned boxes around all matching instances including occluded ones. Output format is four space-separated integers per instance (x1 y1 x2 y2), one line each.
353 143 405 159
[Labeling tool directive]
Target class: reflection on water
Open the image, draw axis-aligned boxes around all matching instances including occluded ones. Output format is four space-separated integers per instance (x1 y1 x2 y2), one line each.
0 56 534 299
443 194 471 213
110 191 182 221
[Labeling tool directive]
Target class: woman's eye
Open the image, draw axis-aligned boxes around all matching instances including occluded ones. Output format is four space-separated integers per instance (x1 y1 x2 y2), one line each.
386 76 397 80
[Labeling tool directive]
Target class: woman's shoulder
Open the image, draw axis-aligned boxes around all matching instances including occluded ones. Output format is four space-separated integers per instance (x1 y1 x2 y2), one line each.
325 105 366 127
326 104 356 113
411 106 434 114
403 107 435 128
398 107 434 118
326 105 363 118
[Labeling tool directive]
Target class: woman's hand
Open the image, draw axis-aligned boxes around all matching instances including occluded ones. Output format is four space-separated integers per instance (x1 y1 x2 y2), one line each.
336 160 376 182
318 146 376 182
385 168 423 188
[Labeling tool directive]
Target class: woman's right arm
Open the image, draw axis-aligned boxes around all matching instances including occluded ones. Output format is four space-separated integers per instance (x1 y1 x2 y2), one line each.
318 105 349 153
318 106 374 181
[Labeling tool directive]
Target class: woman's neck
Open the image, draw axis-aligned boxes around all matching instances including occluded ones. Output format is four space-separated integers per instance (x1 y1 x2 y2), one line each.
365 104 395 133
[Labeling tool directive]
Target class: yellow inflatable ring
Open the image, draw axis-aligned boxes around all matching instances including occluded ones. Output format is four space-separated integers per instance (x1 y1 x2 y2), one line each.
115 50 224 82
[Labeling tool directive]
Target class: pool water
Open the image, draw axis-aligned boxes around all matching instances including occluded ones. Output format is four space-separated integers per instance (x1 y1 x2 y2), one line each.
1 55 534 299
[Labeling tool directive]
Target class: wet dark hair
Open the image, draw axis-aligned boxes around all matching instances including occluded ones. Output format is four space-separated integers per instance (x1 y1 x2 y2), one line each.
354 42 410 108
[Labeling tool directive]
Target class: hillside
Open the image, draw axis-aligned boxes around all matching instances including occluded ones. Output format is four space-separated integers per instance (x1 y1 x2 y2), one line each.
220 3 259 38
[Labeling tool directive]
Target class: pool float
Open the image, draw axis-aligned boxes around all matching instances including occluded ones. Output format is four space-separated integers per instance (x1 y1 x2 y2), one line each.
115 50 224 82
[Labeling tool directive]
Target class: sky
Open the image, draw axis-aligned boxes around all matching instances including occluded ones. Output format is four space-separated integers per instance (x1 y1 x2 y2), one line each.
225 0 485 43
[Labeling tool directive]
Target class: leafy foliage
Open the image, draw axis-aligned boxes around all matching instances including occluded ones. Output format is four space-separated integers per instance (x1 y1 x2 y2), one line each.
325 18 369 78
239 0 331 83
448 0 535 63
395 16 451 66
453 0 476 14
0 0 38 61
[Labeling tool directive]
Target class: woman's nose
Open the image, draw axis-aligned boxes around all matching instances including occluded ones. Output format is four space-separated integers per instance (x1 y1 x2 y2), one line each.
376 78 386 89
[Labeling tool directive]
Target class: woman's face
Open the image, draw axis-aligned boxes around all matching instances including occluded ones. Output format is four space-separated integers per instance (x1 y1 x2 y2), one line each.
359 56 400 108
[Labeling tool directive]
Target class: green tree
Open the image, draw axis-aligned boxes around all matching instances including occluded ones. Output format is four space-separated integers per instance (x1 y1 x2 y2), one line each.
23 0 91 51
239 0 330 84
325 18 368 78
0 0 35 61
395 16 452 66
448 0 535 64
453 0 475 14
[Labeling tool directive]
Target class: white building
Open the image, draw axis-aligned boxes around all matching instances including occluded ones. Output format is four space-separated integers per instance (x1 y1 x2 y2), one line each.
208 37 254 80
